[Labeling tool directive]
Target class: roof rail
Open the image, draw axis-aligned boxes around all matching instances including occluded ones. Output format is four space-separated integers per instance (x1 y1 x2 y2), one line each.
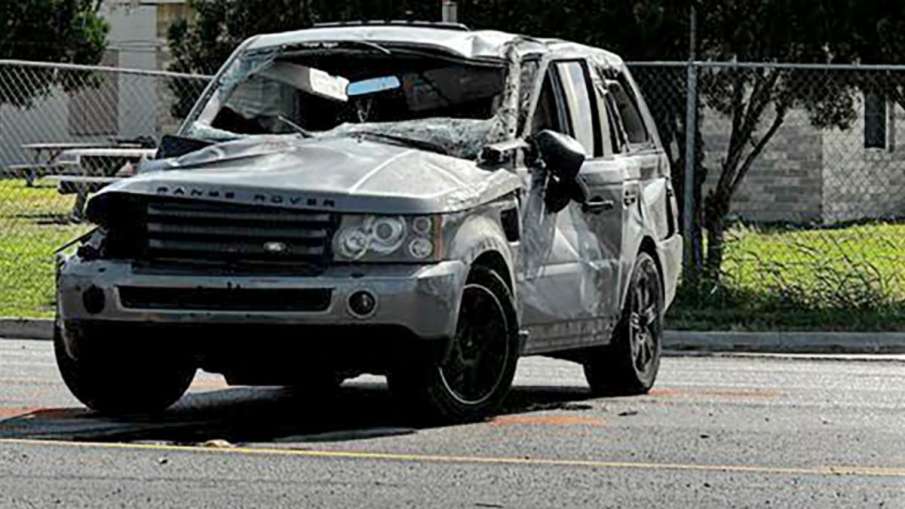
313 20 470 31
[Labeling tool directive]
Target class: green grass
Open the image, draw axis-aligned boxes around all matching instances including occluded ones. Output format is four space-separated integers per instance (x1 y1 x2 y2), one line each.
669 222 905 331
0 180 89 318
3 179 905 330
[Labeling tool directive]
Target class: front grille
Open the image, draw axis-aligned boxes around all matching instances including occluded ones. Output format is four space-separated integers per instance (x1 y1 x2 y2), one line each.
118 286 333 312
113 199 337 269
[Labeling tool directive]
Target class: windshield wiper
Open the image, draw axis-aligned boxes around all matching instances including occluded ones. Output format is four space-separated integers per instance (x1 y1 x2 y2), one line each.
276 116 315 138
348 131 449 156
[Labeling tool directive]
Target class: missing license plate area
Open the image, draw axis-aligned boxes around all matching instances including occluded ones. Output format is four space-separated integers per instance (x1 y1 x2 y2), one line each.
118 286 332 312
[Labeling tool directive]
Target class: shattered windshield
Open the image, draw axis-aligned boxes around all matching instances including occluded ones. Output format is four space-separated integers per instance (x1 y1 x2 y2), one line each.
185 45 509 160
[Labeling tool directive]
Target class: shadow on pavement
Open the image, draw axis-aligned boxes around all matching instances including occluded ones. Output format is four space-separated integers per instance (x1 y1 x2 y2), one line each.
0 381 596 445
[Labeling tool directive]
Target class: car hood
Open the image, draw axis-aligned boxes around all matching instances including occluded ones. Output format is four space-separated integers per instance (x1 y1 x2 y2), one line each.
86 135 521 218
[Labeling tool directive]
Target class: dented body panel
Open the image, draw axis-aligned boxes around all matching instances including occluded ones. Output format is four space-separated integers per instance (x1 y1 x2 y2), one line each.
56 25 681 380
88 135 523 216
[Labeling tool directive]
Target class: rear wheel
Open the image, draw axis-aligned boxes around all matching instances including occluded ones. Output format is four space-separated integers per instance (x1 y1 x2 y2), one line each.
388 266 519 422
54 323 196 416
584 252 663 395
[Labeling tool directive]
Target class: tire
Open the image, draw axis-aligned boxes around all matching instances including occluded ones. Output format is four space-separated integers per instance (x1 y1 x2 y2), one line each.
54 323 196 416
387 266 519 423
584 252 664 396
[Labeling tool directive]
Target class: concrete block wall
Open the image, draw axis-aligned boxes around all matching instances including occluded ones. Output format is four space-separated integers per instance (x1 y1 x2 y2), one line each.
699 98 905 225
700 106 825 224
821 99 905 223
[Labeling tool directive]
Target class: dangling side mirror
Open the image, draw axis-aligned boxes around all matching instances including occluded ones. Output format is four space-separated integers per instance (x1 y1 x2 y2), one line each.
531 130 585 181
529 130 589 213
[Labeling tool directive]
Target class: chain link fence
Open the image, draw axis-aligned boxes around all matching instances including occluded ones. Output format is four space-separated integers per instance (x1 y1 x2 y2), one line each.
0 61 210 317
2 59 905 329
630 62 905 329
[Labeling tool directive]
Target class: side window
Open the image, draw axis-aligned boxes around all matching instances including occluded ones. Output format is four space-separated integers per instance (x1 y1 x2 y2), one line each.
531 73 566 135
593 79 625 155
518 59 541 134
555 61 598 156
607 78 650 146
606 96 628 153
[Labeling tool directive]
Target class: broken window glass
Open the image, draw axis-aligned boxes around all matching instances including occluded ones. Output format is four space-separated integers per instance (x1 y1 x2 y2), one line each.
556 61 596 155
185 47 509 160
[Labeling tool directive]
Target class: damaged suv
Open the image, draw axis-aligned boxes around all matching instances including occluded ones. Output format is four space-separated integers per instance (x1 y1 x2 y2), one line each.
55 22 681 421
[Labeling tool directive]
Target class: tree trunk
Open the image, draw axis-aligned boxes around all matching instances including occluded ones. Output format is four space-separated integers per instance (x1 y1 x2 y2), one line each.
677 141 707 283
690 126 708 275
650 85 706 282
700 70 788 283
703 191 730 281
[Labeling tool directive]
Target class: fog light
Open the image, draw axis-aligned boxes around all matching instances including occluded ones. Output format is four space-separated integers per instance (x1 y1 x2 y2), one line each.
408 237 434 259
82 286 106 315
348 290 377 318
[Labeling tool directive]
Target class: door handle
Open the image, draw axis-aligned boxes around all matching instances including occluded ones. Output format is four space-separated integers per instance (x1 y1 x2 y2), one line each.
582 197 615 215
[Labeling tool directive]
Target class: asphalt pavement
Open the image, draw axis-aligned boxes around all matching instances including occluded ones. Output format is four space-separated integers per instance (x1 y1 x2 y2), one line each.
0 338 903 508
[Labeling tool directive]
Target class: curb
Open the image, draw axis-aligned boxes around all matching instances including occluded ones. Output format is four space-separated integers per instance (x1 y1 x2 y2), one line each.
0 319 54 341
664 331 905 354
3 319 905 354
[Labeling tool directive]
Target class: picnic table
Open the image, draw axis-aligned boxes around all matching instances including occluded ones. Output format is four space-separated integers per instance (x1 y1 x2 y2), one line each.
16 141 145 186
47 147 156 219
23 141 143 159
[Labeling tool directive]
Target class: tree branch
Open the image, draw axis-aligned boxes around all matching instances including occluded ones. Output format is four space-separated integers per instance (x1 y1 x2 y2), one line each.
888 82 905 115
739 70 781 144
716 72 748 195
730 105 787 196
718 69 782 200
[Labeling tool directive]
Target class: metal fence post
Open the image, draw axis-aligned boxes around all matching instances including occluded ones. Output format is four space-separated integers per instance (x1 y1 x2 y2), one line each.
442 1 458 23
683 61 698 280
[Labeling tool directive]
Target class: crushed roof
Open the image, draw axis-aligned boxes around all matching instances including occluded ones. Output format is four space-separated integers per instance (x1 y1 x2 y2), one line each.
247 25 624 66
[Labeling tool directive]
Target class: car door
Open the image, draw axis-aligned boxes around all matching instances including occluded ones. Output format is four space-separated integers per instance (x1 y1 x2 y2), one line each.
518 59 622 354
601 69 674 298
557 60 628 330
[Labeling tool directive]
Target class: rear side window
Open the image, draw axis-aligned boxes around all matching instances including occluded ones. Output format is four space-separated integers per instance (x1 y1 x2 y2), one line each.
607 78 649 146
555 61 598 156
594 81 625 155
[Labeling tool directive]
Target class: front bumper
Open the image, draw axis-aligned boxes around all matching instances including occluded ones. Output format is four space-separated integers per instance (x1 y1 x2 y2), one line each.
57 256 467 341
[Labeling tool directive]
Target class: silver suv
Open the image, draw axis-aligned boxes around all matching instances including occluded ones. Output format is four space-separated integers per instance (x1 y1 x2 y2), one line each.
55 23 681 421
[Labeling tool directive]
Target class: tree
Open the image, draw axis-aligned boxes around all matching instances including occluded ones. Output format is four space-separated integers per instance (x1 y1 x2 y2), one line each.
0 0 108 107
825 0 905 111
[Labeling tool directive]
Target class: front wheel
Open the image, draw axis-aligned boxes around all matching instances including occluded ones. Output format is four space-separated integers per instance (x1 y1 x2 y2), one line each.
387 267 519 423
54 324 196 416
584 252 664 395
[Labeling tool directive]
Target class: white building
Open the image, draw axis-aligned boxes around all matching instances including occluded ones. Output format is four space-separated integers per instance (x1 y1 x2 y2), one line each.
0 1 197 166
101 0 192 71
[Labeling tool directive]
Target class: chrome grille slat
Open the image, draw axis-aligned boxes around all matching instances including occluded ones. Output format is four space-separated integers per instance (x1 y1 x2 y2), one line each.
147 222 329 241
148 238 325 256
147 203 331 224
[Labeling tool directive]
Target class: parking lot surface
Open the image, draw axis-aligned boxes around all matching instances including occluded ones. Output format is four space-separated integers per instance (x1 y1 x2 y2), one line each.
0 338 903 507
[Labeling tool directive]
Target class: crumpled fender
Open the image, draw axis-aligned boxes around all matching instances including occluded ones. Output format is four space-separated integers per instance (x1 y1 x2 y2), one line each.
444 206 519 315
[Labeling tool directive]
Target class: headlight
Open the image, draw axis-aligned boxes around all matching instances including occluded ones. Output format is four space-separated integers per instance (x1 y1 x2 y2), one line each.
334 215 442 262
